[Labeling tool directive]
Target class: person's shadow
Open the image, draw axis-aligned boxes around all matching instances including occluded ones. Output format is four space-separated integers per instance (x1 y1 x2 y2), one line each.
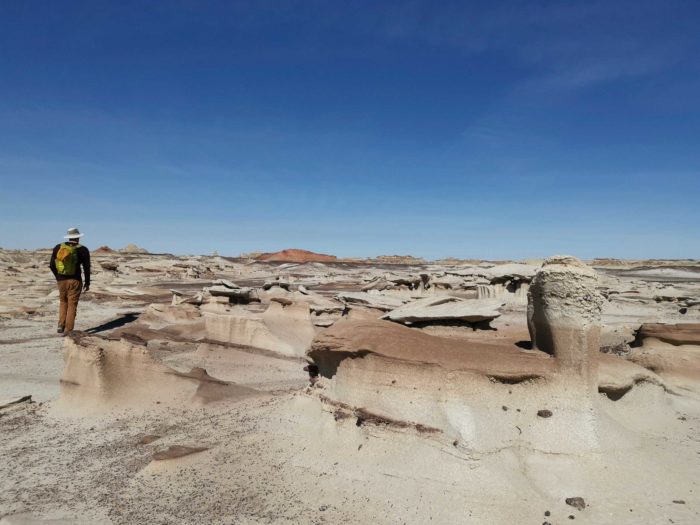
85 312 140 334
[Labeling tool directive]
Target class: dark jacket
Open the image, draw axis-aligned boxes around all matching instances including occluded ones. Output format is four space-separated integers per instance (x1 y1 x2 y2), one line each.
50 242 91 285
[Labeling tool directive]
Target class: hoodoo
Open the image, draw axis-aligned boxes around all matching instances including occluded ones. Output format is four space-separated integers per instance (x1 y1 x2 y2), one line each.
528 255 605 386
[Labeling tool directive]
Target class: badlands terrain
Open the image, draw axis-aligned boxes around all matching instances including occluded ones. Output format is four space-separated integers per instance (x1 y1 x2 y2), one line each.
1 247 700 524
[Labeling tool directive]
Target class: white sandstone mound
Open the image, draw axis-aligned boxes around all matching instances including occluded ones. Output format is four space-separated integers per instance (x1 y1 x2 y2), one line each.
202 299 315 358
56 333 256 413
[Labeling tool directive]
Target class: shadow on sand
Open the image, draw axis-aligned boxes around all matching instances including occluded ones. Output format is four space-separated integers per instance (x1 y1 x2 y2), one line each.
85 312 140 334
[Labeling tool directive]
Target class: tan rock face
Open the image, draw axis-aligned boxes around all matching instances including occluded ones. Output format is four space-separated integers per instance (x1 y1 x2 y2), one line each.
202 301 315 358
527 256 604 384
56 333 256 413
636 323 700 346
627 323 700 397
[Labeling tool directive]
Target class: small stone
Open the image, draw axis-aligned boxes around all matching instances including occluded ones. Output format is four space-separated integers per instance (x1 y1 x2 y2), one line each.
538 409 553 418
137 434 161 445
502 406 508 411
319 505 328 511
568 516 575 520
544 510 550 516
565 497 586 510
672 500 685 504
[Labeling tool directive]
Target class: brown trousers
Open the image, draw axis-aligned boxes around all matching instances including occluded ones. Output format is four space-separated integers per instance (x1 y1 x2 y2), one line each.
57 279 82 331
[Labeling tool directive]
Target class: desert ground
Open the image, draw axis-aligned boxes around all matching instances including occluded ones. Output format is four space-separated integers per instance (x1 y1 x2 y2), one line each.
1 247 699 524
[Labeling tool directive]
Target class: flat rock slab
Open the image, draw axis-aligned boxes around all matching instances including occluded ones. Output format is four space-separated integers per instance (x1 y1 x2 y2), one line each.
382 296 504 324
207 286 253 298
336 292 405 312
638 323 700 345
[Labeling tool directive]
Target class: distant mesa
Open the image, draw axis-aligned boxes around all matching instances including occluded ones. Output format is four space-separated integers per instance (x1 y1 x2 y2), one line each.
368 255 427 265
120 243 149 254
256 248 337 263
93 246 116 254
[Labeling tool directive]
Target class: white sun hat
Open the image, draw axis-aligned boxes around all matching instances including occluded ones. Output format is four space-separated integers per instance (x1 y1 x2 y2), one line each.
64 227 84 239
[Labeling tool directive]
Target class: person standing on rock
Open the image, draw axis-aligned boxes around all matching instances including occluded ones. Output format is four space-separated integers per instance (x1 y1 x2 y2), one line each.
49 227 91 334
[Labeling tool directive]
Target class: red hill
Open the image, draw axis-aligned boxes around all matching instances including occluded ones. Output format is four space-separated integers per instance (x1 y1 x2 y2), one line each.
256 249 337 263
93 246 116 254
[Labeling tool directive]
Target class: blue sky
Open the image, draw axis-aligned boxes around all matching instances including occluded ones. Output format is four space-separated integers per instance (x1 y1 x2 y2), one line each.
1 0 698 259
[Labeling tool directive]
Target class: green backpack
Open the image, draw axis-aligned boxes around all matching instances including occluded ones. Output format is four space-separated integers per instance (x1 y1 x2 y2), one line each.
56 243 80 276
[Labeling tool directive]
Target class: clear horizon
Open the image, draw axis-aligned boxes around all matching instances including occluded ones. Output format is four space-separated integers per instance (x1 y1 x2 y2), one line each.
1 1 699 260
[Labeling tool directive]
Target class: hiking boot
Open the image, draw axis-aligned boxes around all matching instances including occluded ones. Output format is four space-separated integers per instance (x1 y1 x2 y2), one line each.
57 326 64 334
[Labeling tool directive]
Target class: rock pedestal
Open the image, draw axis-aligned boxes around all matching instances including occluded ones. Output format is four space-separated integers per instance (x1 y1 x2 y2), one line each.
527 256 604 385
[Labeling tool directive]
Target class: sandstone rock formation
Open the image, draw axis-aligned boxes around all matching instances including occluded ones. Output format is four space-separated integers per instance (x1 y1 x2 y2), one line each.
308 255 629 454
382 296 504 326
3 246 700 524
636 323 700 346
627 322 700 397
335 291 404 312
202 300 315 358
57 333 253 412
527 256 604 384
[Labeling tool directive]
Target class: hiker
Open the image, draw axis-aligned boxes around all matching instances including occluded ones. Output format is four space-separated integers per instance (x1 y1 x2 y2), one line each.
49 228 91 334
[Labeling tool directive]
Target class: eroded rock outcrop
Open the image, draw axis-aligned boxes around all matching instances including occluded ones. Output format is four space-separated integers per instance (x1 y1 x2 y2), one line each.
636 323 700 346
382 297 503 327
202 300 315 358
56 333 255 412
307 255 639 454
335 291 404 312
627 323 700 397
528 256 604 385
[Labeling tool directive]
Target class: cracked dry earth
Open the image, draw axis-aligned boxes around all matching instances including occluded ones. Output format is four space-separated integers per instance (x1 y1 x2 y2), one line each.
2 250 700 524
